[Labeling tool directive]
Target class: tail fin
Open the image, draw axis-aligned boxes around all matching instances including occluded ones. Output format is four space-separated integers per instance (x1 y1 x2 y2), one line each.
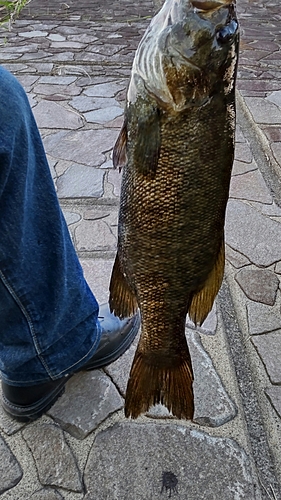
125 351 194 419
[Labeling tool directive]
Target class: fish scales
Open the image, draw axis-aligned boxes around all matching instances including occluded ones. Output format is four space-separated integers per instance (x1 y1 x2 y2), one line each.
109 0 239 419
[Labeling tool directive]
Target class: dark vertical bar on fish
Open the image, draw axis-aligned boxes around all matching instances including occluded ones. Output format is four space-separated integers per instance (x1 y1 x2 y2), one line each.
110 0 239 419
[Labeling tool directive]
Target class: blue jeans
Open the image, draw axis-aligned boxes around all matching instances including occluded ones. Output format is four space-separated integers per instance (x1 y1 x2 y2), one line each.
0 67 101 386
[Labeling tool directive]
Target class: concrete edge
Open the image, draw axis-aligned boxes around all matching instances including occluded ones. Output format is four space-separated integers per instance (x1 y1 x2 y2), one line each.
236 90 281 205
219 279 281 499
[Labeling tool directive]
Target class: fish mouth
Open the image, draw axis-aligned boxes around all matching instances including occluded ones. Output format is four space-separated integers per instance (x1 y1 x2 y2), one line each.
191 0 233 11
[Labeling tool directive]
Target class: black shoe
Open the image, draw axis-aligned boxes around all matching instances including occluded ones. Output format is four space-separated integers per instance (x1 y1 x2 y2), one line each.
1 303 140 422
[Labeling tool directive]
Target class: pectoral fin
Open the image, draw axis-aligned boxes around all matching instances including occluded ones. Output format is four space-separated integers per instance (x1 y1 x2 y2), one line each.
133 105 161 176
109 252 138 319
113 121 128 172
188 239 225 326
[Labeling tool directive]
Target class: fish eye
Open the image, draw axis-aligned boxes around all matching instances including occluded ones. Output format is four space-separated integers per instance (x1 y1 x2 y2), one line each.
217 19 238 44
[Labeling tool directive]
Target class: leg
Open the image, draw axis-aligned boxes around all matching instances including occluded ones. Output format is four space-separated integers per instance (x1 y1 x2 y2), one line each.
0 66 103 386
0 67 140 421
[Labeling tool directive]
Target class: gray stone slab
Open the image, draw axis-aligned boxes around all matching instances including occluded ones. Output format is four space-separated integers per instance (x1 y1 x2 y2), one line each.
229 169 272 204
57 164 105 198
247 302 281 335
260 202 281 217
266 90 281 108
19 30 48 37
2 63 29 74
69 34 98 43
235 124 246 143
84 81 126 97
188 330 237 427
47 33 66 41
33 101 83 129
44 52 75 62
4 43 41 54
48 372 123 439
20 50 52 61
30 488 64 500
234 142 253 163
0 52 21 60
252 333 281 384
275 261 281 274
84 422 258 499
87 43 127 56
272 142 281 165
0 434 23 494
235 268 279 305
33 83 81 96
16 74 39 90
44 129 118 166
265 386 281 419
225 200 281 267
50 41 86 49
0 407 26 436
107 168 122 197
232 159 257 176
84 105 123 124
70 95 118 112
225 244 251 268
23 423 82 492
244 97 281 124
75 219 117 252
80 258 114 304
62 210 81 225
38 76 77 85
28 62 54 73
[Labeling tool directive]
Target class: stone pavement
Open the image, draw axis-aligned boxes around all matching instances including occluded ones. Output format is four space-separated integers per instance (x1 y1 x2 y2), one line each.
0 0 281 498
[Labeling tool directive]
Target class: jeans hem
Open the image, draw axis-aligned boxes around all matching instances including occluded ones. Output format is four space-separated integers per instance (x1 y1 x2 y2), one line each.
0 320 101 386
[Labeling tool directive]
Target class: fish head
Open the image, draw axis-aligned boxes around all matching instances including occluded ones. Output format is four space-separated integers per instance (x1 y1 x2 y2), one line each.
129 0 239 111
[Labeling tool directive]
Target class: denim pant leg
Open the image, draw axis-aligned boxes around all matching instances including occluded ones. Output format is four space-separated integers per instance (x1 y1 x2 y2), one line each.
0 67 101 386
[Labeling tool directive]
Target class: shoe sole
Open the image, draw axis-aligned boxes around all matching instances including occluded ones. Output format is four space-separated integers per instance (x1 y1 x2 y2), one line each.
2 376 70 422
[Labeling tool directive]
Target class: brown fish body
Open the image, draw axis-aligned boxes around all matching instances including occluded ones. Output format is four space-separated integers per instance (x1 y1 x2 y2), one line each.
110 0 239 419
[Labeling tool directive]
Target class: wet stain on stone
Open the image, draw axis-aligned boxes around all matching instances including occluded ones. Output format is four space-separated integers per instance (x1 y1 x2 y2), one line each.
161 471 178 498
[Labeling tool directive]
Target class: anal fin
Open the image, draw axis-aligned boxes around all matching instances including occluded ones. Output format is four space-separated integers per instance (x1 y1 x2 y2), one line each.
188 238 225 326
109 253 138 319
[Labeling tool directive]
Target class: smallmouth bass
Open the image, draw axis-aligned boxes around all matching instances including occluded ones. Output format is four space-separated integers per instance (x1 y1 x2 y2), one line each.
109 0 239 419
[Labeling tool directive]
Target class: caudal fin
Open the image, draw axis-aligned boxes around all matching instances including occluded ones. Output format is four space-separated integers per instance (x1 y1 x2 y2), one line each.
125 351 194 419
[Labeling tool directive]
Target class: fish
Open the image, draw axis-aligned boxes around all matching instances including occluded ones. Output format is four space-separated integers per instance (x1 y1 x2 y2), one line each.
109 0 239 419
